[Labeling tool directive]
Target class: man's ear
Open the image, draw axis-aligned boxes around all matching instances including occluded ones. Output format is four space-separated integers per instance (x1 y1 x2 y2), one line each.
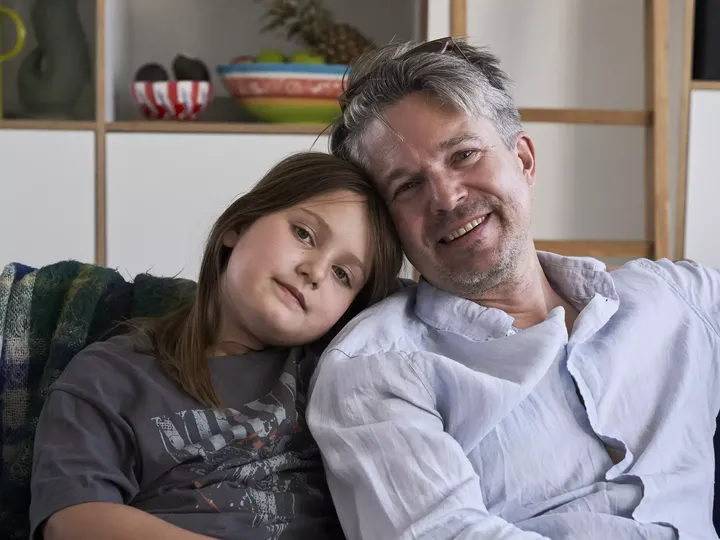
515 132 536 187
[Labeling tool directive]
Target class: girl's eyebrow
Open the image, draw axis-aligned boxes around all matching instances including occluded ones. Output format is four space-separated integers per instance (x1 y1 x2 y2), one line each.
298 208 329 234
298 208 368 281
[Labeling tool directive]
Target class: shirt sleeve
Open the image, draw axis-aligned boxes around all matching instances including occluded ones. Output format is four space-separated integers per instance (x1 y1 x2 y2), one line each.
306 350 549 540
30 379 140 537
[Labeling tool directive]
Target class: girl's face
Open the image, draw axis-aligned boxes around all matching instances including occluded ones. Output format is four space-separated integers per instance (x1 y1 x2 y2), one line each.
218 190 372 351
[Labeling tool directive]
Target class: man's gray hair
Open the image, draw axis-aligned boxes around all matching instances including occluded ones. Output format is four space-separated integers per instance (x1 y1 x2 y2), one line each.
329 38 523 165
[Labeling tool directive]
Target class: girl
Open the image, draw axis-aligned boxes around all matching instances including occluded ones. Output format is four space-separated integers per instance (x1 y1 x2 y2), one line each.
29 152 404 540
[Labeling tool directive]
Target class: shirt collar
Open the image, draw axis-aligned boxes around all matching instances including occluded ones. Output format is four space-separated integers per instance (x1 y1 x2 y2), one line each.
414 251 620 341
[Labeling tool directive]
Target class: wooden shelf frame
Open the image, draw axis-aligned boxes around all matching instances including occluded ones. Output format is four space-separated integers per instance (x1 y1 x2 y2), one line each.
105 121 331 135
690 80 720 90
449 0 670 263
534 241 651 259
0 108 652 134
0 119 96 131
0 0 670 267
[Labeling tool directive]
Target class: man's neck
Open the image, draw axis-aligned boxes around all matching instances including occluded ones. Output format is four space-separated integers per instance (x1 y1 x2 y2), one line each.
474 253 579 331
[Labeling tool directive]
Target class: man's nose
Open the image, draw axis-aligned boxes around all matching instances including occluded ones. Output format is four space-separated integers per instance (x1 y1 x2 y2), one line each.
428 173 467 214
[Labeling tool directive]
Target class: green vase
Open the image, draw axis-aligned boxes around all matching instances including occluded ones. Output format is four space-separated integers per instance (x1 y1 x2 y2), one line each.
17 0 93 120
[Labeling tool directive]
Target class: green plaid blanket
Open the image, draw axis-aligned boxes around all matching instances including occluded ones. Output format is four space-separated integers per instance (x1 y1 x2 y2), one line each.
0 260 196 539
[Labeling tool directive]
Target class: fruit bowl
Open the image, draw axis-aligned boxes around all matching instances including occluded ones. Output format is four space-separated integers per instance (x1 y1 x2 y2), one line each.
217 62 347 123
235 96 342 124
131 81 213 120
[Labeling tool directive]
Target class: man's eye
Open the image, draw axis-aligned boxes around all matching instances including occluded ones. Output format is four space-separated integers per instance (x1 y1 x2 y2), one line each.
454 150 476 162
395 180 419 197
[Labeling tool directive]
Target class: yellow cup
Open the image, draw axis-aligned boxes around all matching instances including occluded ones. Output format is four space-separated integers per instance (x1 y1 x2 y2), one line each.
0 6 27 119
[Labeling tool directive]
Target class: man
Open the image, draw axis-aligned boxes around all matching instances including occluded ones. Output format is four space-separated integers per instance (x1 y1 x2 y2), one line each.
306 37 720 540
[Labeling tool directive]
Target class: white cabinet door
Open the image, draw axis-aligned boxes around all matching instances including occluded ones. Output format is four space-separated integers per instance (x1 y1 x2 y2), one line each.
0 129 95 268
685 90 720 269
106 132 329 280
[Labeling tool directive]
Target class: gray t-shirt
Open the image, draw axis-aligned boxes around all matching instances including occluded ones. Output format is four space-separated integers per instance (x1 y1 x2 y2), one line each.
30 333 344 540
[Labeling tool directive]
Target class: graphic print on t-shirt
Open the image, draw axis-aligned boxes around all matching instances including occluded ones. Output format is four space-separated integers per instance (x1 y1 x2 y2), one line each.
148 366 323 538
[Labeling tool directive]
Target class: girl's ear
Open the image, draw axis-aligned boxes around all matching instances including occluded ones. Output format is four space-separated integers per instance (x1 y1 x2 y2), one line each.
222 230 239 248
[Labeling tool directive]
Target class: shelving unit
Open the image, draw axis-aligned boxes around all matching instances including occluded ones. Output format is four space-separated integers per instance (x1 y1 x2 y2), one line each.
0 0 672 276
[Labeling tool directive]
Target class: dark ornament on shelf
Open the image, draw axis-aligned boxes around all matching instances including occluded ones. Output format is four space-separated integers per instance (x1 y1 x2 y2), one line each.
134 63 170 82
17 0 93 120
172 54 211 82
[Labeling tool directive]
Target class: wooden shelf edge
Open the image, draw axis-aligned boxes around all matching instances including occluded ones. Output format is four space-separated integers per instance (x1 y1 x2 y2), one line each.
0 120 97 131
691 80 720 91
0 112 650 133
105 121 332 135
534 240 652 258
519 108 650 126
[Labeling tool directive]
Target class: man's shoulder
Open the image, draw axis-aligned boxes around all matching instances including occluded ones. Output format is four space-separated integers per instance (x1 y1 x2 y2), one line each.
613 258 720 315
615 257 718 289
325 283 423 358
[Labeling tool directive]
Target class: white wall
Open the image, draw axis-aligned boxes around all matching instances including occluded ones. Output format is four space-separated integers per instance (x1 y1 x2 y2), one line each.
466 0 685 251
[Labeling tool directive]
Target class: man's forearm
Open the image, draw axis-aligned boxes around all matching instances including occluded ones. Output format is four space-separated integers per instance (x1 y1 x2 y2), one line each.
44 502 215 540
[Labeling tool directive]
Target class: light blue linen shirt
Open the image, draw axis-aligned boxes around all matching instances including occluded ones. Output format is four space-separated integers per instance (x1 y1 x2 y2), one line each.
307 252 720 540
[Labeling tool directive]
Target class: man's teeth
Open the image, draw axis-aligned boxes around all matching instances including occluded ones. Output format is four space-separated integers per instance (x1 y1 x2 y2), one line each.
443 216 487 243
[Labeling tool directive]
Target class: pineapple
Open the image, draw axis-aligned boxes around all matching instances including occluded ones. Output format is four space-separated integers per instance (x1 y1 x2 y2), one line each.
259 0 374 65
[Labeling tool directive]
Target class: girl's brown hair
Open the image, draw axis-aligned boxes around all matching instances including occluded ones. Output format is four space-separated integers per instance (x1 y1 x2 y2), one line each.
139 152 403 409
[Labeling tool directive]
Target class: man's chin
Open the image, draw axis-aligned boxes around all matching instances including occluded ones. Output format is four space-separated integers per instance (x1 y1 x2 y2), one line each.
419 256 508 293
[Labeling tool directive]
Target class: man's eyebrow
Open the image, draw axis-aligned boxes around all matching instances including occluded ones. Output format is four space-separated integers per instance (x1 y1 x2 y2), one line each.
439 133 487 150
385 167 415 185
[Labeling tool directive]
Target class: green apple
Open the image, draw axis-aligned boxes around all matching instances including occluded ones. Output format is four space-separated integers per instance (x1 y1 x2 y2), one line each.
291 50 326 64
257 49 286 63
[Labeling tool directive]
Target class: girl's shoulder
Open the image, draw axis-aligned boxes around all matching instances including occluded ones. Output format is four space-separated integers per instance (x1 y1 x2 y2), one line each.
51 332 166 400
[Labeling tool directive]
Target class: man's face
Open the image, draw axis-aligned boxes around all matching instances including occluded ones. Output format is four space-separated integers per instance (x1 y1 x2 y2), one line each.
361 93 537 298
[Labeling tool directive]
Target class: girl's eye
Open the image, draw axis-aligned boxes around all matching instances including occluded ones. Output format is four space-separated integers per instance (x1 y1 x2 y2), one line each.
294 226 314 245
333 266 351 286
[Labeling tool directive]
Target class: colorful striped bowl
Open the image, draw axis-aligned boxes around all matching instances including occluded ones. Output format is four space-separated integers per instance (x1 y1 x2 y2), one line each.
235 96 341 124
217 62 348 99
131 81 213 120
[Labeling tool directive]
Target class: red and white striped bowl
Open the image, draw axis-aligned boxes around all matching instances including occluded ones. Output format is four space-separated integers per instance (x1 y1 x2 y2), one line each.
131 81 213 120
